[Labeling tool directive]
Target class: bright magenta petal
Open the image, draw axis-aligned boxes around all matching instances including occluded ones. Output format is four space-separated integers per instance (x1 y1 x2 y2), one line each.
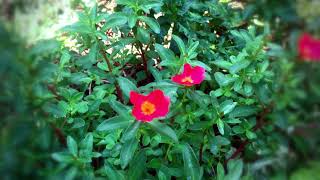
130 89 171 122
183 63 193 74
130 91 145 104
148 90 170 117
191 66 205 84
172 74 185 84
298 33 320 61
171 63 206 86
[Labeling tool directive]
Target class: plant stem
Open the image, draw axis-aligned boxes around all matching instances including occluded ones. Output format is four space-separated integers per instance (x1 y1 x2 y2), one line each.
99 48 124 103
224 105 272 165
139 43 151 81
50 123 66 147
199 143 203 165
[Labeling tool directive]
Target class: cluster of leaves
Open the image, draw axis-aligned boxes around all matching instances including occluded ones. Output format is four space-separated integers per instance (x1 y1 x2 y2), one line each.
41 0 280 179
1 0 320 179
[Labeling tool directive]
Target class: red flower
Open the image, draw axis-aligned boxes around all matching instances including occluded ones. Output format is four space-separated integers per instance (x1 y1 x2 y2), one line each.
171 63 205 86
298 33 320 61
130 89 170 122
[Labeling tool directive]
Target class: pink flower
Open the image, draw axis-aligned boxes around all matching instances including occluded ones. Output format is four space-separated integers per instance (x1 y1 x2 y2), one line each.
298 33 320 61
171 63 205 86
130 89 170 122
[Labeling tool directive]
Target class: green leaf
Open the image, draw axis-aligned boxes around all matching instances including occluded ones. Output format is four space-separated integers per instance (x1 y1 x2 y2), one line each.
243 83 253 96
128 15 137 28
138 16 160 34
148 120 179 143
213 59 232 69
67 136 78 157
220 100 237 115
189 121 213 131
217 119 225 135
128 150 147 180
60 50 71 68
117 77 139 98
225 160 243 180
121 121 141 142
97 116 133 131
181 143 202 180
120 138 139 169
155 44 176 62
212 136 230 146
75 101 88 113
108 99 132 119
62 23 93 34
71 118 85 129
229 60 251 74
246 130 257 139
101 163 126 180
116 0 134 6
137 27 150 44
80 133 93 153
141 0 163 13
103 13 128 30
52 152 73 163
158 170 169 180
214 72 235 87
43 102 67 118
65 167 77 180
189 60 212 71
187 41 199 54
172 35 186 55
217 162 225 180
229 105 258 118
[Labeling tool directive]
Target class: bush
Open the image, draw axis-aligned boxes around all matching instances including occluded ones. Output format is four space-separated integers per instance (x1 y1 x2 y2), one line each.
1 0 320 179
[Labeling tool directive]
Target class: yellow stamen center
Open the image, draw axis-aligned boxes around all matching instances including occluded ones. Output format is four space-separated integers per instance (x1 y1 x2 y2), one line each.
181 76 194 83
141 101 156 115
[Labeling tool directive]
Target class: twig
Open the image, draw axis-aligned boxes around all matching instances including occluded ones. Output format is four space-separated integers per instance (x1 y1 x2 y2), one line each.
50 123 66 147
224 106 272 164
139 43 151 81
199 143 203 165
99 49 124 103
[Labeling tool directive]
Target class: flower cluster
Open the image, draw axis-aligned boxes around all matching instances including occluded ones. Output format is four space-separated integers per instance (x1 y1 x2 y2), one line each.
298 33 320 61
130 63 205 122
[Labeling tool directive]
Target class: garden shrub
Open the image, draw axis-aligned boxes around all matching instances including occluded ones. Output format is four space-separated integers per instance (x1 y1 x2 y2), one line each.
42 1 278 179
1 0 320 179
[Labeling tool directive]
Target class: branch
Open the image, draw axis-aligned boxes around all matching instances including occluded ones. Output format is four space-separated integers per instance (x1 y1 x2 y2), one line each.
139 43 151 82
50 123 66 147
224 105 272 164
99 49 124 103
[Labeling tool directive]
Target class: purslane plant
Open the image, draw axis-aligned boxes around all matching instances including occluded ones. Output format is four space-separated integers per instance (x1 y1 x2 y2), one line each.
44 0 280 179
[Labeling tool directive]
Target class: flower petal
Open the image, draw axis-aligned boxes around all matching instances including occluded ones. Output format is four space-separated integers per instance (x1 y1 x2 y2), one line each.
191 66 205 84
298 33 320 61
147 89 170 118
130 91 145 104
183 63 193 74
172 74 185 84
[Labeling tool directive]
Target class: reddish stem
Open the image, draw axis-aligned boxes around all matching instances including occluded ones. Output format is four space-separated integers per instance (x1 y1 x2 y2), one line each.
139 44 151 81
224 105 272 164
50 123 66 147
100 49 124 103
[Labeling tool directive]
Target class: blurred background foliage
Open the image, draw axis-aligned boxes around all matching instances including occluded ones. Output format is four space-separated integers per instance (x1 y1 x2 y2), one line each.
0 0 319 179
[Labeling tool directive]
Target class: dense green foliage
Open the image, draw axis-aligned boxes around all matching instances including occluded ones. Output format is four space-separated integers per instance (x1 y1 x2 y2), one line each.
1 0 319 179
